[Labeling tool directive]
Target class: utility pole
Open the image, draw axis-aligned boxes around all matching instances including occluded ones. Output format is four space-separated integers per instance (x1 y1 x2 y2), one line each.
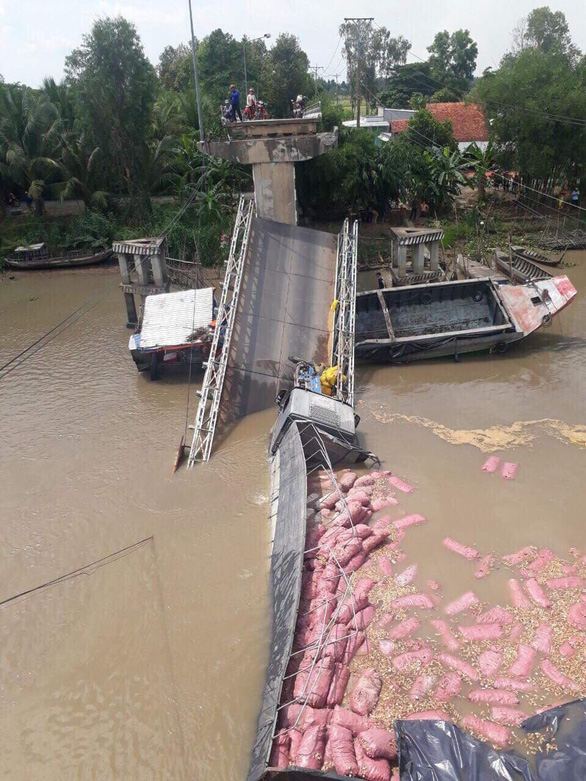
331 73 340 104
187 0 205 143
310 65 323 100
343 17 373 128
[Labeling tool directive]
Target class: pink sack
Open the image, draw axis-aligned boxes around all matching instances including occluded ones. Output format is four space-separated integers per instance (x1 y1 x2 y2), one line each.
444 591 480 615
568 601 586 628
378 639 396 656
434 672 462 702
500 462 518 480
430 619 460 652
508 644 537 678
329 724 359 776
461 715 510 748
371 495 399 512
394 564 418 587
392 647 433 673
477 606 515 625
387 616 420 640
354 578 377 600
327 663 351 707
405 710 450 721
508 578 532 609
289 728 303 764
502 546 536 566
332 705 369 735
378 556 393 577
443 537 480 560
547 576 584 590
559 636 585 658
301 706 332 730
481 455 500 473
540 659 579 691
305 657 335 708
393 514 426 530
474 555 495 579
350 667 383 716
493 676 536 692
322 623 349 664
355 739 391 781
355 474 376 488
296 724 326 770
344 551 367 575
392 593 434 610
269 729 290 769
469 689 519 705
437 653 479 681
363 532 388 555
427 579 442 592
349 605 377 632
521 548 555 577
342 632 366 665
359 727 397 761
339 472 358 491
524 578 551 609
491 706 526 727
337 593 370 625
459 623 503 642
387 475 414 493
478 648 503 677
410 674 438 701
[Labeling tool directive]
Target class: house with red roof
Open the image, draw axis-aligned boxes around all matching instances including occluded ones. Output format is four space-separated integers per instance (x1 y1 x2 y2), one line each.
391 102 490 151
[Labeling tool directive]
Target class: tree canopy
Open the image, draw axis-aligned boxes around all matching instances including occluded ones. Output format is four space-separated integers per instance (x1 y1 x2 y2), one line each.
427 29 478 93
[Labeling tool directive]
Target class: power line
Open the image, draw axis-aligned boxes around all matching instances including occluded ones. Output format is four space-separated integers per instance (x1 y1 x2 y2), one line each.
0 537 153 607
0 275 119 381
323 35 342 76
403 50 586 128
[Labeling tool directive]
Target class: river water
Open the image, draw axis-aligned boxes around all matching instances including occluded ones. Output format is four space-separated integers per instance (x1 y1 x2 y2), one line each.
0 254 584 779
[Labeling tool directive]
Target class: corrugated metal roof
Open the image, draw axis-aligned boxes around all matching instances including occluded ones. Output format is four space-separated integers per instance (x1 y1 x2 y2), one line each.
139 288 214 349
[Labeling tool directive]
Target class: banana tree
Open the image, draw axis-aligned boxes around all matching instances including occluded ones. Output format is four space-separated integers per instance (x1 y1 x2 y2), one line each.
424 146 471 209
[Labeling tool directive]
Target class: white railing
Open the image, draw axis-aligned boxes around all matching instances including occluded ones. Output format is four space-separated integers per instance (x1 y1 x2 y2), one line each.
187 196 254 465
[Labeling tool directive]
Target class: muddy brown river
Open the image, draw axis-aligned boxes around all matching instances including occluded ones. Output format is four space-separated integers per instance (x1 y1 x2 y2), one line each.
0 254 584 779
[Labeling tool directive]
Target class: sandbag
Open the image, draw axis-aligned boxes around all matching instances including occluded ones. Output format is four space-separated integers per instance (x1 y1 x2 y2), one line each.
350 667 382 716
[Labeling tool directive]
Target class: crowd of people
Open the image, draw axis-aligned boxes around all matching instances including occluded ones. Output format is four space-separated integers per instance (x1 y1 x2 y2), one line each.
222 84 306 123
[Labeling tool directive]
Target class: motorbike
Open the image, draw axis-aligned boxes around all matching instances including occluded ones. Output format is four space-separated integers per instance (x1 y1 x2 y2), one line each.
256 101 269 120
244 103 256 121
291 99 305 118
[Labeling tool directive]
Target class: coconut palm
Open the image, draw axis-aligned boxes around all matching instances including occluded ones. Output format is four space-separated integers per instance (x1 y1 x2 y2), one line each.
0 86 60 214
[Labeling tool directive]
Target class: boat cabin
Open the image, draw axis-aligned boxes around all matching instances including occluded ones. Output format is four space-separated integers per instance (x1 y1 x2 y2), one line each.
129 287 217 379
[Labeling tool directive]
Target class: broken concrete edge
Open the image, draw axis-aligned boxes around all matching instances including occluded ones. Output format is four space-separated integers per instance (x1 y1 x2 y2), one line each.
198 129 339 165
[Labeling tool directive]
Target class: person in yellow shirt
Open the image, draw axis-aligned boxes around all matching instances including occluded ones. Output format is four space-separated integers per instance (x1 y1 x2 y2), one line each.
319 365 346 396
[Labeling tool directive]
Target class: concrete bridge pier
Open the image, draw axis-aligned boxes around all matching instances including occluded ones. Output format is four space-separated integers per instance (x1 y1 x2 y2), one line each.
201 119 338 225
113 237 169 328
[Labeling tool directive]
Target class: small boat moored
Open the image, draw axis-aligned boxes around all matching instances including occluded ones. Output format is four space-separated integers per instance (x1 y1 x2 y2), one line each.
511 245 561 267
129 287 218 379
355 276 576 363
3 242 112 269
495 250 553 284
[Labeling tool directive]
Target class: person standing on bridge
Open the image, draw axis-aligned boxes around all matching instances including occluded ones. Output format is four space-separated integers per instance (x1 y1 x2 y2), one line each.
229 84 242 122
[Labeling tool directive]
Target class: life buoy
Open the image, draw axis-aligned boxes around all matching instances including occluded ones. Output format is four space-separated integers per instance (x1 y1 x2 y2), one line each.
542 313 552 328
472 291 483 303
495 342 508 354
421 292 432 305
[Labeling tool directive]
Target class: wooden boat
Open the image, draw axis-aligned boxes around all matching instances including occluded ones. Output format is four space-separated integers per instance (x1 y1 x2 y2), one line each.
511 245 561 267
355 276 576 363
3 242 112 270
494 250 552 284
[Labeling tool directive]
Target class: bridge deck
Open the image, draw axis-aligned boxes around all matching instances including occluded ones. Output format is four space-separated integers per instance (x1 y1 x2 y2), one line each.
220 217 337 423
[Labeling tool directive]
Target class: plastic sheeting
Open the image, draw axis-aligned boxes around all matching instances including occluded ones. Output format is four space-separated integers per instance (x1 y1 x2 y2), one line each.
396 699 586 781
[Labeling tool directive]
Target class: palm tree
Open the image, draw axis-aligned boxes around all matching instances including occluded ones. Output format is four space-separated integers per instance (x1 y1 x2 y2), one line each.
0 86 60 214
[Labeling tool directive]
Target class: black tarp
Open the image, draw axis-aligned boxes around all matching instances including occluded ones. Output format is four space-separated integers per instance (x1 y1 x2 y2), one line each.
397 699 586 781
247 424 307 781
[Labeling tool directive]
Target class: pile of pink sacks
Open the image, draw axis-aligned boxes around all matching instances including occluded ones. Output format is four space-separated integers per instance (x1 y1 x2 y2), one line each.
268 464 586 778
269 469 413 780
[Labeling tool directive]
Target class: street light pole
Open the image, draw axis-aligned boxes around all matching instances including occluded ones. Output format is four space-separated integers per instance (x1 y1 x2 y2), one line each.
243 34 270 96
187 0 204 143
